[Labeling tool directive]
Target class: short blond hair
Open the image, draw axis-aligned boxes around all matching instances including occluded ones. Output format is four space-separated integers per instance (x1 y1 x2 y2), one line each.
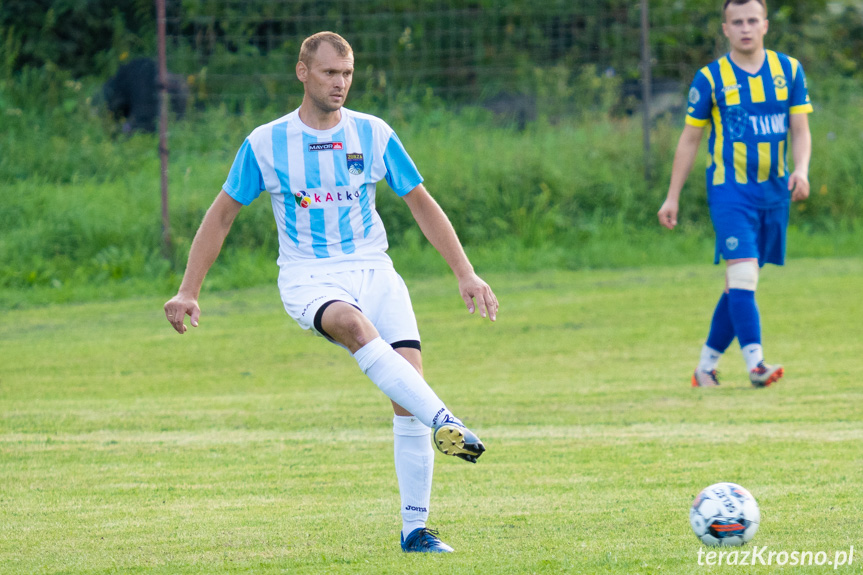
723 0 767 18
299 32 353 66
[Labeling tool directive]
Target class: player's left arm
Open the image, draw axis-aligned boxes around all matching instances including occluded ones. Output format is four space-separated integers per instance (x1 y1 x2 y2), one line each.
402 184 498 321
788 112 812 202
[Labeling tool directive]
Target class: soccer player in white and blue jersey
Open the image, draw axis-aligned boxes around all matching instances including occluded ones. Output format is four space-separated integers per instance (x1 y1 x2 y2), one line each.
164 32 499 553
658 0 812 388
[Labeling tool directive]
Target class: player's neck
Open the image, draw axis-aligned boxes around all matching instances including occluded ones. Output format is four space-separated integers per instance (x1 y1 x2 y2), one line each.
298 103 342 131
729 48 766 74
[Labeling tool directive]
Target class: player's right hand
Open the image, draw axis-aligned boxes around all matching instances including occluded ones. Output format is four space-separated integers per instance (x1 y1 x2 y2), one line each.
657 199 679 230
164 294 200 334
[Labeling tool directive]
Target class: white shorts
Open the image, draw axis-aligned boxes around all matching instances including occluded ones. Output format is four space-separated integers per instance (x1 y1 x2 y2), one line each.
279 268 421 347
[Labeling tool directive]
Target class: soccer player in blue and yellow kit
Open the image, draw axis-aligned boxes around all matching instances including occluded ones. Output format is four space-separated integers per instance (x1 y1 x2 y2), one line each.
658 0 812 387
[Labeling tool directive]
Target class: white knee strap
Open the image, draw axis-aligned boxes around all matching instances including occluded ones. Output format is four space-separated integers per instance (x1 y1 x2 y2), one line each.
727 260 759 291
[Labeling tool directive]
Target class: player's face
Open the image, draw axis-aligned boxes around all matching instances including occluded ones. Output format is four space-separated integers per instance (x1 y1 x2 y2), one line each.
298 42 354 114
722 1 768 56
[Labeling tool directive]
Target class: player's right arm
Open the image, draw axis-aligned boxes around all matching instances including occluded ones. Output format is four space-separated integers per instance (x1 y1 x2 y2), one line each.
164 190 243 333
658 124 704 230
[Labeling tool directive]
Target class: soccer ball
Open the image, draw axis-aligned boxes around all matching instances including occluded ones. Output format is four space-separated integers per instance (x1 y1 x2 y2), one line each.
690 482 760 546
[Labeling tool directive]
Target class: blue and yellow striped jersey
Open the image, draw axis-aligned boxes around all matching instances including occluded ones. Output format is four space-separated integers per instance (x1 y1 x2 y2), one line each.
686 50 813 208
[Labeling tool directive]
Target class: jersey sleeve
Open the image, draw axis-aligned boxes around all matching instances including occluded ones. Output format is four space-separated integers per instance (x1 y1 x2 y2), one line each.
382 132 424 197
222 138 266 205
685 70 713 128
789 59 813 115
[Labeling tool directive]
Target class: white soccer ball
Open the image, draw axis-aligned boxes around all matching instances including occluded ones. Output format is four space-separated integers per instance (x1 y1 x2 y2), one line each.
690 482 760 546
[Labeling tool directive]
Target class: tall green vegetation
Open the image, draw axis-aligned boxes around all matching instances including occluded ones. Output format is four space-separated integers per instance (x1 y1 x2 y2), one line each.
1 2 861 307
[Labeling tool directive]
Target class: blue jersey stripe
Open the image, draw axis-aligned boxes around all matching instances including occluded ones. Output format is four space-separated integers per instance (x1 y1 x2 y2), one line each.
338 206 356 254
309 209 329 258
355 118 376 237
272 123 299 247
332 128 350 187
303 132 322 189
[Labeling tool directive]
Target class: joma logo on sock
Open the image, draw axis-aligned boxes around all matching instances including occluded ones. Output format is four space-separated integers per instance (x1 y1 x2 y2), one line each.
404 505 428 512
431 408 445 426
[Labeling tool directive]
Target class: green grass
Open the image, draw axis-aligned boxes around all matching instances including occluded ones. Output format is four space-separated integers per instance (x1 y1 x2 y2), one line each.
1 257 862 574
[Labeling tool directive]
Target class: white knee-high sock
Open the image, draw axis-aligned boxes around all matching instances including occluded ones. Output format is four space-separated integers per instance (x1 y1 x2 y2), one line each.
394 415 434 538
354 337 451 428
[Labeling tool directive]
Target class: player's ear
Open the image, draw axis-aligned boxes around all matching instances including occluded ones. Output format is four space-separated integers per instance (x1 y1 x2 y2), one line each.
296 60 308 82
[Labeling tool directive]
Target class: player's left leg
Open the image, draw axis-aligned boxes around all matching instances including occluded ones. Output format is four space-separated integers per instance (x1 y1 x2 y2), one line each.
390 349 452 553
726 259 783 387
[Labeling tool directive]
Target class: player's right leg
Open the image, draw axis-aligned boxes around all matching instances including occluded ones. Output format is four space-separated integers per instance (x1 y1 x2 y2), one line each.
693 292 735 387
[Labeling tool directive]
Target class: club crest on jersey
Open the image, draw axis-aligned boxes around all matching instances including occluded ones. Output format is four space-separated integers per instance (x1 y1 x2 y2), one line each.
688 87 700 105
308 142 343 152
726 236 739 251
347 153 364 175
294 190 313 208
773 75 787 89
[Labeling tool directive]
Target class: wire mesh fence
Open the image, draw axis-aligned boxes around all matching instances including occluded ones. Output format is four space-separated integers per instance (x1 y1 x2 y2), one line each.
164 0 729 116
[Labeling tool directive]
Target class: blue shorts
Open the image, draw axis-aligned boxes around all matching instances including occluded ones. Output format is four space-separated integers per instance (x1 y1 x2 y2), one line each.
709 203 789 267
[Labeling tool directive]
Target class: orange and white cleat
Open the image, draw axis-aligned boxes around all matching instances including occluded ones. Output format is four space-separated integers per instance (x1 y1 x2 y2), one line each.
692 369 721 387
749 361 784 388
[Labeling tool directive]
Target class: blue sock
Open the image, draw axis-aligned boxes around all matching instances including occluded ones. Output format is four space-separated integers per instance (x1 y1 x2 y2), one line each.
705 292 735 353
727 289 761 348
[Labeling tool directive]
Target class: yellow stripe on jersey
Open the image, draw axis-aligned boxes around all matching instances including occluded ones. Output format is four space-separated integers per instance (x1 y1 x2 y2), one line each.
790 104 814 114
778 141 786 177
789 57 800 82
718 57 740 106
712 104 725 185
686 116 710 127
757 142 771 182
734 142 748 184
767 50 788 101
748 76 766 103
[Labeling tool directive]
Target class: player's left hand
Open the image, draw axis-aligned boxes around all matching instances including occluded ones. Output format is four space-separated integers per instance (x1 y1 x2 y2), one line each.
789 170 810 202
458 273 498 322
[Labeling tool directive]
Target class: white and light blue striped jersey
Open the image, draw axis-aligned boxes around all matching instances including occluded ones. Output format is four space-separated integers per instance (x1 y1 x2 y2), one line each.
223 107 423 274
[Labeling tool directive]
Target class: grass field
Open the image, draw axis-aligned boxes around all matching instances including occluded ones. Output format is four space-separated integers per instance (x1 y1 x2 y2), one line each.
1 258 862 574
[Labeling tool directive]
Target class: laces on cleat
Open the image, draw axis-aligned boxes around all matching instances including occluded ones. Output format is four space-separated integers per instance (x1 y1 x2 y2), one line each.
401 527 454 553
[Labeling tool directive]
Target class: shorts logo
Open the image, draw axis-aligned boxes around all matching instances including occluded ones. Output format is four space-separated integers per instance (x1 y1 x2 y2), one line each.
726 236 739 251
688 87 700 105
724 105 750 141
347 153 364 175
773 75 787 89
308 142 343 152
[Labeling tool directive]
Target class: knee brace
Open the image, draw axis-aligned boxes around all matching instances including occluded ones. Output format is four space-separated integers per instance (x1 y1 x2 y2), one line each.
726 260 759 291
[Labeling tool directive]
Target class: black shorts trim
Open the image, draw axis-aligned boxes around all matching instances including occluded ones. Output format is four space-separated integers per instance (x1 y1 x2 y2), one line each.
391 339 421 351
313 299 361 342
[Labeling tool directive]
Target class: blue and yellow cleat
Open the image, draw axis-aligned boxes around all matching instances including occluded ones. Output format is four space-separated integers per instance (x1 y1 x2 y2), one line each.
400 527 454 553
432 414 486 463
